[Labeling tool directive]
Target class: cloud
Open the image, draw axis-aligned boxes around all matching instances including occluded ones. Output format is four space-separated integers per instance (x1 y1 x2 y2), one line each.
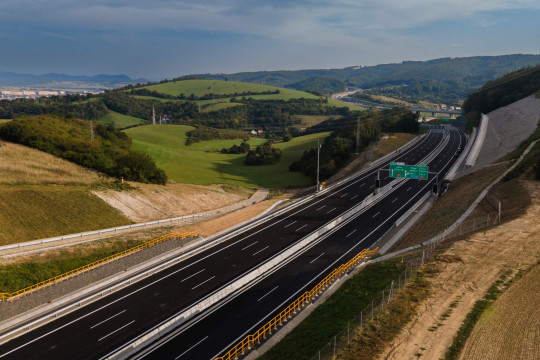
2 0 539 43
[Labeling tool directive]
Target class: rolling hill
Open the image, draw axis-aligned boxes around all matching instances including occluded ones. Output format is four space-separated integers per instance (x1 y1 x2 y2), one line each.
125 124 331 188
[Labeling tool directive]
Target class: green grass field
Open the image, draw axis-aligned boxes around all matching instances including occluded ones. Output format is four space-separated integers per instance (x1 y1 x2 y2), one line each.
139 79 364 111
201 102 244 112
0 185 131 245
98 110 148 129
125 125 330 188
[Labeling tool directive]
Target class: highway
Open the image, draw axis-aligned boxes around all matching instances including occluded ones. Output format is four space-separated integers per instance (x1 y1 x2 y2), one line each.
134 129 465 360
0 130 453 360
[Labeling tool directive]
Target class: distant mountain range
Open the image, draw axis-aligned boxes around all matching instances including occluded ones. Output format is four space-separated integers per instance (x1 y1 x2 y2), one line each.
0 71 147 87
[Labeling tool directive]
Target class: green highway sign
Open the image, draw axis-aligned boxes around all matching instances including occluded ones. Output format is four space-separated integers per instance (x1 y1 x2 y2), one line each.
389 162 429 180
442 118 450 122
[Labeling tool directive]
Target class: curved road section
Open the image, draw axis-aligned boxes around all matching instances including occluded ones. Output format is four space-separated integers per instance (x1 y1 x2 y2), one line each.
0 130 460 360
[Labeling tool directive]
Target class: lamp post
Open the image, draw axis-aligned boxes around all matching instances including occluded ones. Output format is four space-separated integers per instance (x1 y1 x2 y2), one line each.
316 138 322 192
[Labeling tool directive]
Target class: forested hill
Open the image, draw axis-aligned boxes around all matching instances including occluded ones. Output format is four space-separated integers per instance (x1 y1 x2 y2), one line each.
463 65 540 130
183 54 540 102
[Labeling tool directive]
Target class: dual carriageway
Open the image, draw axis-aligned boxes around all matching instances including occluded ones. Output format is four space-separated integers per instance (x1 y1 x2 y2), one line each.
0 128 465 360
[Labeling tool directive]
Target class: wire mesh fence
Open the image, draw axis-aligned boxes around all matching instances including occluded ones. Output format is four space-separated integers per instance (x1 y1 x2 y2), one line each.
310 257 426 360
309 198 527 360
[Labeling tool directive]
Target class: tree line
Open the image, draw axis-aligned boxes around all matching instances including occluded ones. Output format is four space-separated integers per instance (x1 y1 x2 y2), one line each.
290 109 419 181
0 115 167 184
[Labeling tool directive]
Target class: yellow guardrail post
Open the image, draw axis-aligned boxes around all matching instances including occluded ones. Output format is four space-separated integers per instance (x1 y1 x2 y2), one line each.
214 247 378 360
0 232 198 302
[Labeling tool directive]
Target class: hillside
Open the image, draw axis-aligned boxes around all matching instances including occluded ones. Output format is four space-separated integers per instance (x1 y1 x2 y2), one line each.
463 64 540 129
0 141 132 245
187 54 540 103
125 124 331 188
132 79 363 110
0 115 167 184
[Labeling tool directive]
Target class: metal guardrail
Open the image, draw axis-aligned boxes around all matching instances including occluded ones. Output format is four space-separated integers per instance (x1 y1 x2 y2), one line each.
0 213 210 256
0 232 198 302
214 247 379 360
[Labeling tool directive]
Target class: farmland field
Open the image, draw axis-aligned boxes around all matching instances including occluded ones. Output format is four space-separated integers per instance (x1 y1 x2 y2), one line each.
125 124 330 188
140 79 364 111
98 110 147 129
459 264 540 360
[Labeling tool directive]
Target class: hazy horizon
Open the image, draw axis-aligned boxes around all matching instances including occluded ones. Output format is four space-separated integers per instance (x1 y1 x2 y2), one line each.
1 1 539 79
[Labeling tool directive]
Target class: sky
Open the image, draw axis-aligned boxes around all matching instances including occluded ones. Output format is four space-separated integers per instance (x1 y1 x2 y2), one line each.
0 0 539 80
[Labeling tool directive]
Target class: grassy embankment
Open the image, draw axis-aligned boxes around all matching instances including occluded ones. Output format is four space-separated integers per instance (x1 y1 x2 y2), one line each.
444 269 523 360
125 125 331 188
139 79 365 111
257 260 415 360
456 263 540 359
392 163 510 251
0 142 131 245
98 110 147 129
0 237 152 293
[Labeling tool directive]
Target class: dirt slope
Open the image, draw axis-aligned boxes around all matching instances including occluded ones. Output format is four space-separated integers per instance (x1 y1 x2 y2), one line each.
92 183 252 223
377 180 540 360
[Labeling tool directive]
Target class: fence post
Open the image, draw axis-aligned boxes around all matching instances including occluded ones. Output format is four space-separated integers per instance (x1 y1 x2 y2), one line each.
382 290 384 309
334 335 336 357
347 322 350 343
372 299 374 319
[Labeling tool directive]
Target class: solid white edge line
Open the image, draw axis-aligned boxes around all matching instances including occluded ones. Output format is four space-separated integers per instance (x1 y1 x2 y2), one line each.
132 132 445 360
1 132 436 359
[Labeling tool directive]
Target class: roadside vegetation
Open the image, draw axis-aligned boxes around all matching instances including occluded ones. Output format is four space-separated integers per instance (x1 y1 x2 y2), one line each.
0 185 131 245
0 237 151 293
463 65 540 131
392 163 509 251
0 114 167 184
97 110 147 129
291 109 419 181
257 260 409 360
126 124 331 188
444 270 521 360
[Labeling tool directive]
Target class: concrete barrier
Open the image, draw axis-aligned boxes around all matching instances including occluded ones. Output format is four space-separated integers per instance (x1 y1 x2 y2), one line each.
106 177 404 359
465 114 488 168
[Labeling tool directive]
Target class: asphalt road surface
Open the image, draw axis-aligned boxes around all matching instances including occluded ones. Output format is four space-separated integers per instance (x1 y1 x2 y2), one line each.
0 130 458 360
136 129 465 360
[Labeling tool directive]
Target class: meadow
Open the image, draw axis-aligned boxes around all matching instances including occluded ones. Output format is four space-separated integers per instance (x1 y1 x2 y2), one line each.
140 79 364 111
0 141 131 244
125 124 330 188
98 110 147 129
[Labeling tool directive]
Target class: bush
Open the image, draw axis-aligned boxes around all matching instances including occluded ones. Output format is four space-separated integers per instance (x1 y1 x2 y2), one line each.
245 141 282 165
0 115 167 184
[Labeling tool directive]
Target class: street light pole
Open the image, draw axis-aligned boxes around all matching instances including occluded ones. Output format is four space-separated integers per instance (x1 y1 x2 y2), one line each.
316 138 321 192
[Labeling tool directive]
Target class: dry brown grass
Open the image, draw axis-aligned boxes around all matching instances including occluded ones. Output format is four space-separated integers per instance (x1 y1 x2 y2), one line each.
375 133 417 158
459 263 540 360
392 163 509 251
0 141 106 185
